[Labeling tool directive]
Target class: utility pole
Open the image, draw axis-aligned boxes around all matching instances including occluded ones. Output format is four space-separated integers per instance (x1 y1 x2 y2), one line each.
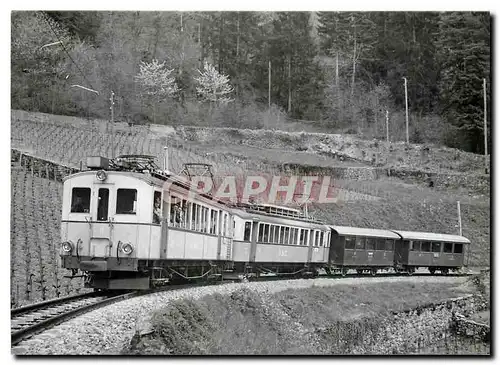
457 201 462 236
268 60 271 111
110 90 115 159
163 145 169 172
385 110 389 143
403 77 409 144
483 78 488 174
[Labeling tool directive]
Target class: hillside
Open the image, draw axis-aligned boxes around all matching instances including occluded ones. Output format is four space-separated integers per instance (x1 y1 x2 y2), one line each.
11 110 490 267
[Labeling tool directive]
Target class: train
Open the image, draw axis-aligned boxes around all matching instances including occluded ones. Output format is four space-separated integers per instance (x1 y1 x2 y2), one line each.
59 155 471 289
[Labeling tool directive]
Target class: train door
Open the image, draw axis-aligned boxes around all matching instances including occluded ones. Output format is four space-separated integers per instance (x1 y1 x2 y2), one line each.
160 192 169 259
430 241 442 266
90 185 113 257
249 221 259 262
218 211 233 261
307 230 314 264
323 231 330 261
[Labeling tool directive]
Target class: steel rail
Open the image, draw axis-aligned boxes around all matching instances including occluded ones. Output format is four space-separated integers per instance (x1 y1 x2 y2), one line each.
11 291 139 346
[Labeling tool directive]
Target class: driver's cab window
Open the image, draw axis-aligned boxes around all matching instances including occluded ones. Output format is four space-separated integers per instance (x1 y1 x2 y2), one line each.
71 188 90 213
153 191 162 224
116 189 137 214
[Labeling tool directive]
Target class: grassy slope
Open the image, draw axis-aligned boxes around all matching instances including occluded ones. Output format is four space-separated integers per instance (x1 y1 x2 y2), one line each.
123 279 481 355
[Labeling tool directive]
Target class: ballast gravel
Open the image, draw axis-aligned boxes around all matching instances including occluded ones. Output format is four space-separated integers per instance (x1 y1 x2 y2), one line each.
13 275 469 355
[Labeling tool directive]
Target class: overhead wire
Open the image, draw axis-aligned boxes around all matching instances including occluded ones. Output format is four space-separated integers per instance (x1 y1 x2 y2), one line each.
42 12 102 99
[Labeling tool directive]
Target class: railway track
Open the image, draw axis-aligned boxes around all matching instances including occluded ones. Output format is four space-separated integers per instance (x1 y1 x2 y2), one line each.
11 290 139 346
11 269 477 348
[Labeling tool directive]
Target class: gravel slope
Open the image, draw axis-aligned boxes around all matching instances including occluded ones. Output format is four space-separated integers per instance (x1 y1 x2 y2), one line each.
12 275 473 355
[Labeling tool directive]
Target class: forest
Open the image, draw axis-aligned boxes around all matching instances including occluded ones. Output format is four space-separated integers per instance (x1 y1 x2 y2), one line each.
11 11 491 153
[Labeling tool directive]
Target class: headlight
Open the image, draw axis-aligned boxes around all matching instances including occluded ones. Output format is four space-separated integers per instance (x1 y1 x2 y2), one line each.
62 241 73 252
121 243 133 255
96 170 107 181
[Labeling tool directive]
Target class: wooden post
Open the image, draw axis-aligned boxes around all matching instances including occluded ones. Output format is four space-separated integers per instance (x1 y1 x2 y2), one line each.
457 201 462 236
483 78 488 174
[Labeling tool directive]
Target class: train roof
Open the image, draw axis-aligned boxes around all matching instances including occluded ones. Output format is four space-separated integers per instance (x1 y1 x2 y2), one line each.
329 226 400 239
233 208 328 228
391 230 471 244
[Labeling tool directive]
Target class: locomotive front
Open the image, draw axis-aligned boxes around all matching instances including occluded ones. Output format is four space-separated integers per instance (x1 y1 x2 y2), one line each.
60 156 165 289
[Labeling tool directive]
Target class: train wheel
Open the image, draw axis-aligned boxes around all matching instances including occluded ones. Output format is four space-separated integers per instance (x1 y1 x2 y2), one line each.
407 267 414 276
341 268 348 277
356 269 364 275
441 268 449 276
429 268 436 275
370 268 377 277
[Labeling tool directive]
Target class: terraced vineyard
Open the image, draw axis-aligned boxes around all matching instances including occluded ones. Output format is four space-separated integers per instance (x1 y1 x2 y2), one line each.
10 167 88 307
11 111 247 177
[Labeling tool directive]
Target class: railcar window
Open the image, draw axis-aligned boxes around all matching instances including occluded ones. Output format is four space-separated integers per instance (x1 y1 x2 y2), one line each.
292 228 299 245
243 221 252 241
198 205 204 232
258 224 264 242
283 227 290 245
385 239 394 251
454 243 463 254
152 191 161 224
319 232 324 247
183 201 190 229
356 237 365 250
97 188 109 221
313 231 318 247
432 242 441 253
299 230 305 246
71 187 91 213
116 189 137 214
444 242 453 253
421 241 431 252
209 210 216 234
375 239 385 251
279 227 285 244
269 225 275 243
190 204 196 230
273 225 279 243
345 237 356 249
169 196 181 226
366 238 375 250
222 212 229 237
410 241 419 251
204 207 210 233
263 224 270 243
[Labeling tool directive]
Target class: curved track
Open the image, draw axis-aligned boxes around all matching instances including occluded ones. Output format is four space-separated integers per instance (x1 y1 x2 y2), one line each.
11 291 139 346
11 269 476 347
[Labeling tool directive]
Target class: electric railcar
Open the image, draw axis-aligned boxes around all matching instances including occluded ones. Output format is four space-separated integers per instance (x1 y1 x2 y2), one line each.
60 155 471 289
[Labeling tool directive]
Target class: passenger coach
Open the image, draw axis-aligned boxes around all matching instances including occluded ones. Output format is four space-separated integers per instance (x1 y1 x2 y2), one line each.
392 230 471 275
232 204 330 277
328 226 399 276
